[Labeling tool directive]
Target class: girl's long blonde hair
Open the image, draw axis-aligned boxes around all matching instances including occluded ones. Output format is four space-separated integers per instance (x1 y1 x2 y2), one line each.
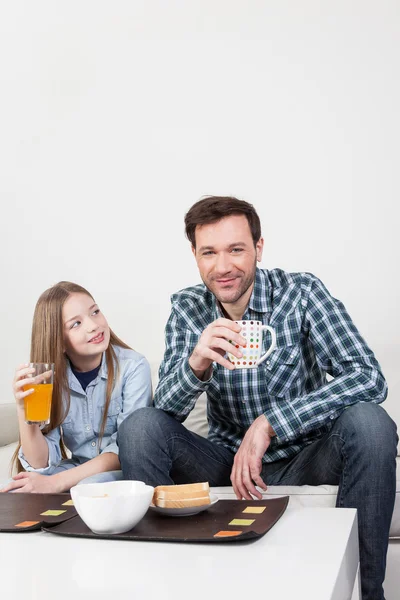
11 281 131 474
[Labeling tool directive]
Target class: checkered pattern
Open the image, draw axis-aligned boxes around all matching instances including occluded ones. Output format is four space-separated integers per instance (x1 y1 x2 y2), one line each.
154 268 387 463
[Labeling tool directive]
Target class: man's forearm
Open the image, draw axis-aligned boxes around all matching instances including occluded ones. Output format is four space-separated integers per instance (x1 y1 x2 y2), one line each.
154 358 211 420
265 363 387 443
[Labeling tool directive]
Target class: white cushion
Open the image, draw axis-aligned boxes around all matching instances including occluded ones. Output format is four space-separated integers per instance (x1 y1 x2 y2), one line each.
0 442 17 486
0 403 18 446
183 393 209 438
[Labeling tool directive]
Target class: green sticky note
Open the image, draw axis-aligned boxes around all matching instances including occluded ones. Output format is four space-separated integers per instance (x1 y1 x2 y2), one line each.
62 499 74 506
229 518 255 526
40 510 67 516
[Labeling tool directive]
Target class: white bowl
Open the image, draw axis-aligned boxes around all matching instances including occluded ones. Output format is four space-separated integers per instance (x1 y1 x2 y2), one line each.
70 480 154 535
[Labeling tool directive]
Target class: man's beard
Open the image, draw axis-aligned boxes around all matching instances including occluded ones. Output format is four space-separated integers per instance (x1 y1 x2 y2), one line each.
202 260 257 305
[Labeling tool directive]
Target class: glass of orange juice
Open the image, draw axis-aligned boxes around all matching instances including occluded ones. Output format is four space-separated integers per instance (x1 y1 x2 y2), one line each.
23 363 54 425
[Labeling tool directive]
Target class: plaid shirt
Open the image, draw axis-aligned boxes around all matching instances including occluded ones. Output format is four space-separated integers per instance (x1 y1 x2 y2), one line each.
154 268 387 463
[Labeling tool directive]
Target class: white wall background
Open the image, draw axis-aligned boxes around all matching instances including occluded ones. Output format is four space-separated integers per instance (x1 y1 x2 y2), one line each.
1 1 399 426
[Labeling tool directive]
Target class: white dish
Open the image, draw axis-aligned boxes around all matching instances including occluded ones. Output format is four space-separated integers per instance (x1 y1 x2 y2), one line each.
70 480 154 535
149 493 219 517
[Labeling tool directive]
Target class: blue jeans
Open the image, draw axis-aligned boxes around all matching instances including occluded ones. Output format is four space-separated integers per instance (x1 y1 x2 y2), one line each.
118 402 398 600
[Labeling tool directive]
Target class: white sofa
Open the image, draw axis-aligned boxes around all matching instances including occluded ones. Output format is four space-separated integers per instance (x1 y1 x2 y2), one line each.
1 378 399 599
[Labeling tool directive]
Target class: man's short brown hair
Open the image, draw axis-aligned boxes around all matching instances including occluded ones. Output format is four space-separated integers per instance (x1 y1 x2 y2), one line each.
184 196 262 248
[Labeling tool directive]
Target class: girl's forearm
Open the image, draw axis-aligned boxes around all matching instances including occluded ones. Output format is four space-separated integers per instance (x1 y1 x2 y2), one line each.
17 408 49 469
52 452 121 492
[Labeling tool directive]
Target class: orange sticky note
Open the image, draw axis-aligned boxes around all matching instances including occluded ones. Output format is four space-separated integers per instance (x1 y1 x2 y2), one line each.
243 506 266 514
15 521 40 528
214 530 243 538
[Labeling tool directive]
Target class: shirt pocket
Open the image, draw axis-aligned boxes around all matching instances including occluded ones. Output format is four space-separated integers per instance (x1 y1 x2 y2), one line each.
96 397 122 436
60 413 77 451
61 413 74 433
265 343 302 397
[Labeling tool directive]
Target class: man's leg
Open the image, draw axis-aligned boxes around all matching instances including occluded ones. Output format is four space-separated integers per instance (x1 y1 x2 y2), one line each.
118 407 234 487
263 403 398 600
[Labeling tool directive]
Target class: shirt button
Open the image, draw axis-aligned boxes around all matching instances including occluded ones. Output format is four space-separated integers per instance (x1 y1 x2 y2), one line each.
91 441 96 447
266 361 270 366
86 425 90 431
330 415 335 420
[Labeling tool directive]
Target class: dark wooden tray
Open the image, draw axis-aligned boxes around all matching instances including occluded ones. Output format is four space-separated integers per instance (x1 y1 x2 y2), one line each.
43 496 289 543
0 492 77 532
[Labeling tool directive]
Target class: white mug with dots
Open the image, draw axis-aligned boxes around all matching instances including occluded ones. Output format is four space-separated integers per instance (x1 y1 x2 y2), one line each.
228 320 277 369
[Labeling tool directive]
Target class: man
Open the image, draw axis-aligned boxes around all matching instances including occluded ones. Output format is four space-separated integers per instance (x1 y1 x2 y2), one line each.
119 196 397 600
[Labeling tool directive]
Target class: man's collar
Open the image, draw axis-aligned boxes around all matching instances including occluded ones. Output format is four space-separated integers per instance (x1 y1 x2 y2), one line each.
247 268 272 314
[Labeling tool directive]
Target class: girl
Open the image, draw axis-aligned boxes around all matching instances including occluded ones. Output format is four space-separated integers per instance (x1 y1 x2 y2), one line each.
1 281 152 493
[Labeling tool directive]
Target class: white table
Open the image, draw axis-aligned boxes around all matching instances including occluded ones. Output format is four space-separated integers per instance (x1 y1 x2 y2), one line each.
1 506 360 600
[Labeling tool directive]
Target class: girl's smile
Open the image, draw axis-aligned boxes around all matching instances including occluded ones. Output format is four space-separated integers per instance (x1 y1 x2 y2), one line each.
63 293 110 371
89 332 105 344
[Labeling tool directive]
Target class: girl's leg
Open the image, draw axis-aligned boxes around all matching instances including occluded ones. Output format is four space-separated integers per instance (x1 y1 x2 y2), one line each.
77 470 124 485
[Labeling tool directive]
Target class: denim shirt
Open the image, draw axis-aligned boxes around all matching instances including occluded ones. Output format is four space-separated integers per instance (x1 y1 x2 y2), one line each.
19 345 152 474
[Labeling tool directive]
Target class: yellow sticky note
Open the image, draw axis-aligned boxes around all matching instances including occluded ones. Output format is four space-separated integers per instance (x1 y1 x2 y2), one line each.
229 518 255 526
40 510 66 516
243 506 266 514
62 499 74 506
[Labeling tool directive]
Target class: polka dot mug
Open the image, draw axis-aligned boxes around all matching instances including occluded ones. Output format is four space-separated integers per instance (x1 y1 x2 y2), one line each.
227 320 276 369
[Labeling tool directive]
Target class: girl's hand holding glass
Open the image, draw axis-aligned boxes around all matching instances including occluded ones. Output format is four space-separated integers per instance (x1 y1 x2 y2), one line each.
13 364 37 410
13 363 54 425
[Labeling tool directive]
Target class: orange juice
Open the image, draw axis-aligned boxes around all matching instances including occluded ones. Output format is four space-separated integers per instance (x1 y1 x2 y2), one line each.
23 384 53 422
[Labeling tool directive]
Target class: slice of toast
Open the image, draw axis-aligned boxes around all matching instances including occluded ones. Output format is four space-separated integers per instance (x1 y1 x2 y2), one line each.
154 482 209 495
155 484 210 500
155 495 210 509
153 482 210 507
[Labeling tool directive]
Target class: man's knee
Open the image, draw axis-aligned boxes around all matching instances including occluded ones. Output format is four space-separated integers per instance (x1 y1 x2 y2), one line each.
338 402 398 455
119 406 158 438
118 407 178 452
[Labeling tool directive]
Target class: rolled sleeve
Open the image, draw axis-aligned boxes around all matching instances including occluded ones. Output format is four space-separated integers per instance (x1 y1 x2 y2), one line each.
18 426 62 474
